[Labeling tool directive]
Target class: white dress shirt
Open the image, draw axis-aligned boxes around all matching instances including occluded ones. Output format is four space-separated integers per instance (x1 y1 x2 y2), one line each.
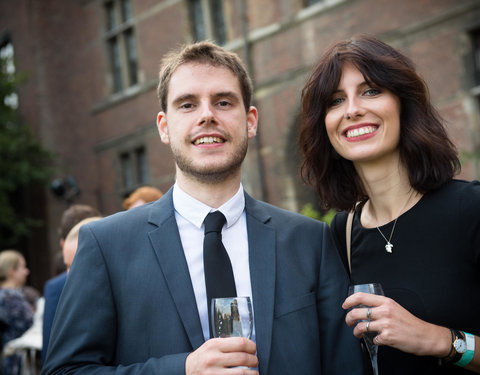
173 183 254 342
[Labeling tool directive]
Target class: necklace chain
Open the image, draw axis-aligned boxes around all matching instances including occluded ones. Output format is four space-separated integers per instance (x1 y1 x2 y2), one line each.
373 189 415 253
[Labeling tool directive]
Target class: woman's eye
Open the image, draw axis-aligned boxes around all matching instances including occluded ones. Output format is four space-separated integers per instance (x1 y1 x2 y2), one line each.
329 97 344 106
364 88 381 96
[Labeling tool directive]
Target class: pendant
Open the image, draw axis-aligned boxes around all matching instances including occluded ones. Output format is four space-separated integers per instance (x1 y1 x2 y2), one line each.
385 242 393 253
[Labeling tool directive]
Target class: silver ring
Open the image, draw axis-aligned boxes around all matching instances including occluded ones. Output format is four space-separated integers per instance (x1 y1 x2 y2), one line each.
366 321 370 332
366 308 372 320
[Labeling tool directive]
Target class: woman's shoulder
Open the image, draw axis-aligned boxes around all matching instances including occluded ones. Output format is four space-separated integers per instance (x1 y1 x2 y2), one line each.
331 210 348 228
431 179 480 202
0 288 30 306
423 179 480 221
446 178 480 191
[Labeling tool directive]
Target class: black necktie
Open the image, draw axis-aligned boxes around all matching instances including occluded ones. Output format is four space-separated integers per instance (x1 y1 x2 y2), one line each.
203 211 237 337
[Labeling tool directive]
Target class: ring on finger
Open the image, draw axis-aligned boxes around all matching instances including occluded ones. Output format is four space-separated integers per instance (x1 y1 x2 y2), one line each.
366 308 372 320
366 321 370 332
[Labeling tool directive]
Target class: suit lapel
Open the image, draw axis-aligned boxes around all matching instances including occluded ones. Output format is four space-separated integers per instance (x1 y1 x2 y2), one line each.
245 193 276 375
147 189 205 350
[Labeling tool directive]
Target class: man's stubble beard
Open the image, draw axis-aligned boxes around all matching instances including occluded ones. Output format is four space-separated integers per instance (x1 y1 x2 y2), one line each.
171 140 248 185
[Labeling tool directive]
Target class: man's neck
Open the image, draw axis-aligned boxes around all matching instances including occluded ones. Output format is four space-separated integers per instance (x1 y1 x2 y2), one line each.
176 172 242 209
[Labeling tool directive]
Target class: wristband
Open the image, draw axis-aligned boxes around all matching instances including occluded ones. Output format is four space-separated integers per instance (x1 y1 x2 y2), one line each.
455 332 475 367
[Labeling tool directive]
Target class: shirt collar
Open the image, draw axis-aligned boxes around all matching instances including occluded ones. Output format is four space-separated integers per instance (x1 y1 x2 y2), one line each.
173 183 245 229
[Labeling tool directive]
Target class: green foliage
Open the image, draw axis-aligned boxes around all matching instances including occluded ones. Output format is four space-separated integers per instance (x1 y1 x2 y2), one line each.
300 203 336 225
0 52 53 247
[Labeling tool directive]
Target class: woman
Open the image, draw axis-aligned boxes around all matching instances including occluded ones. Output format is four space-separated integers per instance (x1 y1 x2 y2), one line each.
299 34 480 374
0 250 34 374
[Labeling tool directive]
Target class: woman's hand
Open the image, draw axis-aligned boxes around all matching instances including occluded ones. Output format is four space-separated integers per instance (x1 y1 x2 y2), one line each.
342 292 451 357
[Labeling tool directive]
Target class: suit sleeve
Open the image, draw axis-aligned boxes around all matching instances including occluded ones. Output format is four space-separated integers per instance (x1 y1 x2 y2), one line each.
316 224 364 375
42 275 64 364
41 225 189 375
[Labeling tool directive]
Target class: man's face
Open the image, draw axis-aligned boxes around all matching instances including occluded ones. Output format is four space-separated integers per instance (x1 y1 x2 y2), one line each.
157 63 258 184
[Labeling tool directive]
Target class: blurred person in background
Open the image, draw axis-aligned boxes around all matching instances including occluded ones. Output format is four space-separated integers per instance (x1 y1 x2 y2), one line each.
61 216 102 272
0 249 34 374
41 204 100 364
122 186 163 210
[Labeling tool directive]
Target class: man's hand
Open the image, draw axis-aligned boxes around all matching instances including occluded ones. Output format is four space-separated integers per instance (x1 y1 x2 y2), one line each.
186 337 258 374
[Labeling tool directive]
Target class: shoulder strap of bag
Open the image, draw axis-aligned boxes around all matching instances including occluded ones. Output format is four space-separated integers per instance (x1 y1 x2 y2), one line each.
345 209 355 273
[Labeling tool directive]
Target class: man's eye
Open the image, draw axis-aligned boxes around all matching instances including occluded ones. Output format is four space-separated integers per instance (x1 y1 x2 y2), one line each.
218 100 231 107
180 103 194 109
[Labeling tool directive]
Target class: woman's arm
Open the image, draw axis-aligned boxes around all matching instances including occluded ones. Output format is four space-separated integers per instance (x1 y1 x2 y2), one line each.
343 292 480 373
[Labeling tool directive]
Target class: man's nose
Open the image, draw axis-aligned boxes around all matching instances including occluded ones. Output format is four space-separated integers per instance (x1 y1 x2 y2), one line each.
199 102 215 126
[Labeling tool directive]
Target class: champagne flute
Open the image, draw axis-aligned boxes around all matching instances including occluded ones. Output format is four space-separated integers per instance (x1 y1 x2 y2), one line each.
211 297 253 369
211 296 253 339
348 283 384 375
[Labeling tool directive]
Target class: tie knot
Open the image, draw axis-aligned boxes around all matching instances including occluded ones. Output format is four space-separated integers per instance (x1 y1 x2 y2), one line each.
204 211 226 234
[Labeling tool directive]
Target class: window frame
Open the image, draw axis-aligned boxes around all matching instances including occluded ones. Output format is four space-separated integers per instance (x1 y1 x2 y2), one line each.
103 0 138 94
119 146 149 194
188 0 227 45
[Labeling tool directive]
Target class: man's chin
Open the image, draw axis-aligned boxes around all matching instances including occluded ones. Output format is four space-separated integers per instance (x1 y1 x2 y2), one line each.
183 165 241 184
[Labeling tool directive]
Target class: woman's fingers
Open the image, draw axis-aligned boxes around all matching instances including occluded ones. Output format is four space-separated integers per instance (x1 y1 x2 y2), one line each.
342 292 388 310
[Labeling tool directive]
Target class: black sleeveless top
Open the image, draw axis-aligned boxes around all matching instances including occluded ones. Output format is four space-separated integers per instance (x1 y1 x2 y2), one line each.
331 180 480 375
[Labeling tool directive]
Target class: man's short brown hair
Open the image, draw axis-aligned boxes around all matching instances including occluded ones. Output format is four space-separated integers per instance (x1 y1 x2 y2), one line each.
58 204 101 240
157 41 253 113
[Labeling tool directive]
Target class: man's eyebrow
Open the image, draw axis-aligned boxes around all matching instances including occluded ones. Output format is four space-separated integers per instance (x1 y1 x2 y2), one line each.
171 93 197 107
211 91 240 101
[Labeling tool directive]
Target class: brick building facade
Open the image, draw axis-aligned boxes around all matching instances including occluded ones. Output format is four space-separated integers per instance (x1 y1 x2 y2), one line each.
1 0 480 288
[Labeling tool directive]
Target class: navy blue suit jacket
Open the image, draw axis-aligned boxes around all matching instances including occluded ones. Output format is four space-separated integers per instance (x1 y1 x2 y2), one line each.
43 190 363 374
42 271 67 364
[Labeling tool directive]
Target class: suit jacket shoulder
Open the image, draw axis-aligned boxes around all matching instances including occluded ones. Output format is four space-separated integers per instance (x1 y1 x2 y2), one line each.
244 192 327 231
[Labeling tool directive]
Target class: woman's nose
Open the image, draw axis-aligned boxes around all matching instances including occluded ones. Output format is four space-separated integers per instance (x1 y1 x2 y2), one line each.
344 97 363 120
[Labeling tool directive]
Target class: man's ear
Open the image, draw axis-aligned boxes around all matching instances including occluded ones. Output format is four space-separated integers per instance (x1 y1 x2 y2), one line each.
247 106 258 139
157 112 170 144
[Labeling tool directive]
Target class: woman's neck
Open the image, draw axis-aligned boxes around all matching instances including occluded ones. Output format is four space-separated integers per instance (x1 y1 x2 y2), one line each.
354 157 420 228
1 280 19 289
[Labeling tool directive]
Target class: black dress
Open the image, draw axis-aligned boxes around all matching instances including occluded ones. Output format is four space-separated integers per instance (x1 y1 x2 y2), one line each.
331 179 480 375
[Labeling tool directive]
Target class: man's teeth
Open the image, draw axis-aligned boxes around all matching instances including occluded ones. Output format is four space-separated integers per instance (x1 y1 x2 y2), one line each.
346 126 376 138
194 136 224 145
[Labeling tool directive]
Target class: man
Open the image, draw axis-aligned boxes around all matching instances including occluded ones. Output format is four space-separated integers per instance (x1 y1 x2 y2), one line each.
41 204 100 364
62 216 102 271
43 42 363 374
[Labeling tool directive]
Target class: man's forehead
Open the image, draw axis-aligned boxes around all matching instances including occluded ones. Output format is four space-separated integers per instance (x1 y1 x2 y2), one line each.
168 63 242 102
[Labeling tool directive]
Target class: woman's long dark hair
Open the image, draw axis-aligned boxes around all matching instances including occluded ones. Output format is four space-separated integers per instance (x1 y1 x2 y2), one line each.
299 34 460 211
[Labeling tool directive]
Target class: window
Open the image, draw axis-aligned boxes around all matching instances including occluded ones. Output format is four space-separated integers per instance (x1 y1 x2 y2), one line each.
188 0 227 45
119 147 148 192
472 30 480 86
0 41 18 109
104 0 138 93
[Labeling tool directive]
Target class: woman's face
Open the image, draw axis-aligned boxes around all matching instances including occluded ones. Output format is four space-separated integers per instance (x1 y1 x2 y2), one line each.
324 63 401 164
11 256 29 287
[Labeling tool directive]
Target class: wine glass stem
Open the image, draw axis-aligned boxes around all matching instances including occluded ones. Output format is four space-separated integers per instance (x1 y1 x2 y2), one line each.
366 343 379 375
